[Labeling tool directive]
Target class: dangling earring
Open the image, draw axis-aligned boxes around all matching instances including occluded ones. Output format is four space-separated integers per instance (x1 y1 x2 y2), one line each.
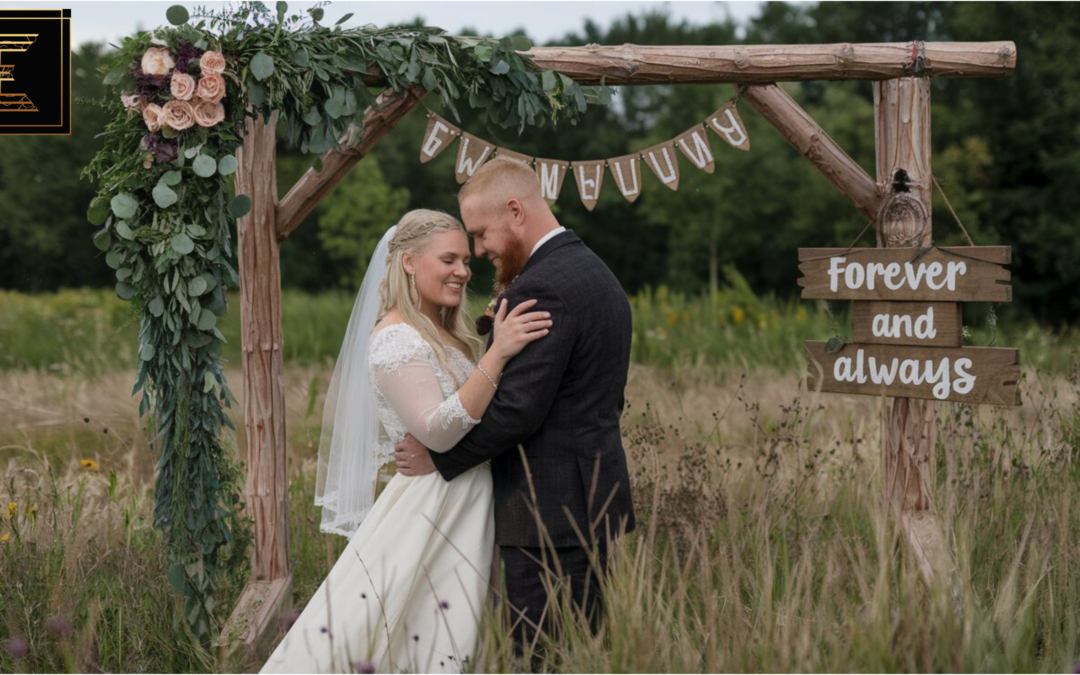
409 273 421 308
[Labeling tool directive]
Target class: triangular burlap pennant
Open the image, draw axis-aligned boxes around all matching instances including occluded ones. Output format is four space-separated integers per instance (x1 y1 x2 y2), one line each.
535 158 569 205
419 113 461 163
607 153 643 203
642 141 680 191
572 160 606 211
496 148 534 166
707 102 751 151
675 125 715 174
455 133 495 184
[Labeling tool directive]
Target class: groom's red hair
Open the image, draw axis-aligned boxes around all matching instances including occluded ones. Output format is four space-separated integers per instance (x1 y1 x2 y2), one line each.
458 156 545 213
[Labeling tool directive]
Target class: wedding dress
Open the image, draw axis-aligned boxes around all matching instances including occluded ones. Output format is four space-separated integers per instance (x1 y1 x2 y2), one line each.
261 323 494 674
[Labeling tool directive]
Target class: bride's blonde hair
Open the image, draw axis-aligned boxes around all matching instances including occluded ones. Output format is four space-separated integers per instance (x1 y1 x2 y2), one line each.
378 210 483 384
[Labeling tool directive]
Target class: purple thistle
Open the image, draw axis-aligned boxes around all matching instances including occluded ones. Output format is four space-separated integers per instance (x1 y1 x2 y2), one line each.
5 634 28 658
354 661 376 674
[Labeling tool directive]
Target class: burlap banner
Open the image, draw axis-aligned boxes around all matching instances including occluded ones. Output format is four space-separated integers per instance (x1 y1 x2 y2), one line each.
643 141 680 191
455 132 495 184
573 160 606 211
419 113 461 164
535 158 569 205
419 97 750 209
675 124 716 174
707 102 751 151
608 153 643 203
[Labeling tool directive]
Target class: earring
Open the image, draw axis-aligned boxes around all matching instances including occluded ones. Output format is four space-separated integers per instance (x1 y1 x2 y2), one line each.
409 273 420 307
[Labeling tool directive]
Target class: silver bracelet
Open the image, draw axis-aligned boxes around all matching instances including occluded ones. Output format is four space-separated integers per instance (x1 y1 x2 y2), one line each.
477 363 499 390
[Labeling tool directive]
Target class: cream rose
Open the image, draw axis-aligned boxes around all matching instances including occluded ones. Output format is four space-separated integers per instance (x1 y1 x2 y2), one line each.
121 91 145 112
162 100 195 131
170 73 196 101
143 103 164 131
199 50 226 76
141 47 175 76
193 99 226 128
196 74 226 103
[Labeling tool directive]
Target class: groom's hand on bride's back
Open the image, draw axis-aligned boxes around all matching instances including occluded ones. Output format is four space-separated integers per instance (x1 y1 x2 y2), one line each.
394 434 436 476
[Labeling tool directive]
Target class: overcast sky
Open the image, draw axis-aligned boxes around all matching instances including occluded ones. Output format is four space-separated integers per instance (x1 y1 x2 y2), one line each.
0 1 770 48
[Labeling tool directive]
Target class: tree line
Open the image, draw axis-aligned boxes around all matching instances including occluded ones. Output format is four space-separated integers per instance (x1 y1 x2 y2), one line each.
1 2 1077 324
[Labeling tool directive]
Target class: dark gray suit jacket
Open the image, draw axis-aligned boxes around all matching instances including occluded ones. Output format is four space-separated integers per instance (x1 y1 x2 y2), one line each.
430 230 636 548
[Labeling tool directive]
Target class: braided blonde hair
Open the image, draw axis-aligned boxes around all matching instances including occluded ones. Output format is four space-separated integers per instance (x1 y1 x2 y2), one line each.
378 210 483 385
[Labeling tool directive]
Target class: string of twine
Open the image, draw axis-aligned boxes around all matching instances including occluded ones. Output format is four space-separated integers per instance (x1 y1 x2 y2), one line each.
932 174 976 247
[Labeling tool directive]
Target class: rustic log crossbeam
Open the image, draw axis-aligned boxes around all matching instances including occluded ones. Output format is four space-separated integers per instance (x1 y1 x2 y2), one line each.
276 85 426 240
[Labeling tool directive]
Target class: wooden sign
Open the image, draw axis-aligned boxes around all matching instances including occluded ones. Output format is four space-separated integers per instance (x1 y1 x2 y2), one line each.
852 301 962 348
798 246 1011 302
805 341 1020 406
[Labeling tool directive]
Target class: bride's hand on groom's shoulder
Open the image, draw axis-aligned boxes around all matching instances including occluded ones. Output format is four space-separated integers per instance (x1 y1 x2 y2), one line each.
490 298 552 363
395 434 435 476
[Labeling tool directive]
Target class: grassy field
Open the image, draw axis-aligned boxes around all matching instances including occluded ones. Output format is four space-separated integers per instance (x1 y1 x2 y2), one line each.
2 287 1080 672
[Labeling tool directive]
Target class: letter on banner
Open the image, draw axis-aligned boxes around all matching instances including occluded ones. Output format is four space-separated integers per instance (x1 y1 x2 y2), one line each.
573 160 606 211
455 133 495 184
675 124 715 174
419 114 461 163
643 141 680 191
707 102 751 151
608 153 643 203
496 148 534 166
535 158 569 205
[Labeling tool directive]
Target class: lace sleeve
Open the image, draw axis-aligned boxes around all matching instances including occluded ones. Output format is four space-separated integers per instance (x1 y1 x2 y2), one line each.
368 326 481 452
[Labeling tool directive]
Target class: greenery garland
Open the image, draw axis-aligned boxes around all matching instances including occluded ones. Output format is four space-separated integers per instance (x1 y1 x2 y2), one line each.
82 1 610 642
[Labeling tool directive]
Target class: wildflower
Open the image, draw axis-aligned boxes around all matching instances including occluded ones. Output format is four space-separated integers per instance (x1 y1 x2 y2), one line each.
795 307 807 323
80 459 99 471
732 307 745 325
1 533 9 543
5 634 28 658
7 502 15 517
354 661 376 674
45 616 73 637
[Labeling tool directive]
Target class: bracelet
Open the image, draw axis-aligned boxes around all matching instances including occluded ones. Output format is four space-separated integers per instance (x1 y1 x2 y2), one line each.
477 363 499 390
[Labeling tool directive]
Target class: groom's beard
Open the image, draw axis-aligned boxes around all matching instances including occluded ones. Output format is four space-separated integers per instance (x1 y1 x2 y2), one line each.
495 235 530 287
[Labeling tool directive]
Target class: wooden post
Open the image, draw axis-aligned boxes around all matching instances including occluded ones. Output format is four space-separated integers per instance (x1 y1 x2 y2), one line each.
220 111 293 664
874 78 952 584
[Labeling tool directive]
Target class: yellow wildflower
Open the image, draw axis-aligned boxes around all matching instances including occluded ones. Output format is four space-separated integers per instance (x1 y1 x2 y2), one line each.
795 307 807 323
80 459 99 471
7 502 15 517
1 533 9 543
732 307 745 325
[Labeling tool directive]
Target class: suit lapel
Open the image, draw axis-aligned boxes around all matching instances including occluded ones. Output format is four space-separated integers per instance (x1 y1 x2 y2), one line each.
518 230 579 279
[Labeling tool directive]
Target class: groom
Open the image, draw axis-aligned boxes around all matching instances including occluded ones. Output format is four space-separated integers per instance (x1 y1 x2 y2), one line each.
395 156 636 649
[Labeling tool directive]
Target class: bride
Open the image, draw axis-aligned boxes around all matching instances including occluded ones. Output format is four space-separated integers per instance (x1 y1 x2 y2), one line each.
261 210 552 673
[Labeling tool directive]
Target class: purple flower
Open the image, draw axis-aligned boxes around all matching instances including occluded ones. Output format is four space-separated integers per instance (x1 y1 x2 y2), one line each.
139 133 177 164
439 600 450 610
173 39 204 75
130 67 169 98
5 634 28 658
279 609 300 633
354 661 376 674
44 616 73 637
475 314 494 336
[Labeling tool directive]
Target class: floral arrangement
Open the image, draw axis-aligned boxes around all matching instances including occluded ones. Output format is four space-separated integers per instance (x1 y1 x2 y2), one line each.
82 1 610 644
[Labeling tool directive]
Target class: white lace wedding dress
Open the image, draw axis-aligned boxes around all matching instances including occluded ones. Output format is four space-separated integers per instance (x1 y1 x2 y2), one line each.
261 323 494 674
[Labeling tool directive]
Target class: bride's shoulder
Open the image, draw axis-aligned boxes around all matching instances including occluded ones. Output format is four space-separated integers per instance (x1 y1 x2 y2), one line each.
368 319 429 371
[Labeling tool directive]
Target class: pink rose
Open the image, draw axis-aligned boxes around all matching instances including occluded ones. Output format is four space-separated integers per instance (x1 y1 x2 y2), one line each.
162 100 195 131
170 72 196 101
196 74 226 103
121 91 145 112
193 98 225 128
143 103 164 131
140 47 175 76
199 50 226 76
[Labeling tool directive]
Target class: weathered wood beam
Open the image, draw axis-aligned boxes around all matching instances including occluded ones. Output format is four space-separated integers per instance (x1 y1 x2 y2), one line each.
740 83 880 222
276 86 425 239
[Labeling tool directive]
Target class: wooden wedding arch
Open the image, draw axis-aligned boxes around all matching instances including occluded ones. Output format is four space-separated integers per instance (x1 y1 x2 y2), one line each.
223 40 1018 660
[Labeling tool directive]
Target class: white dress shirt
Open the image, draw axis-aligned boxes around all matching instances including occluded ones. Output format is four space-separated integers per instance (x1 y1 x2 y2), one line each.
530 227 566 258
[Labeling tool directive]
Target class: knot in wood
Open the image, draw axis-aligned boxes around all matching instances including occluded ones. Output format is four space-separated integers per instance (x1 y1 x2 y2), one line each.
733 48 749 69
877 192 929 248
837 43 855 64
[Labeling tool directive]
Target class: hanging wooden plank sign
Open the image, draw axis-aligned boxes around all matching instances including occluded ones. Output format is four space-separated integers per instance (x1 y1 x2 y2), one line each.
797 246 1011 302
805 341 1021 406
852 301 963 348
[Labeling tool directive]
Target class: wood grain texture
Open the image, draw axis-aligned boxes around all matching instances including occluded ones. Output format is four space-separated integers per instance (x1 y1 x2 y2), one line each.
797 246 1012 302
805 341 1021 406
276 86 425 239
740 83 879 222
852 301 963 347
235 112 290 582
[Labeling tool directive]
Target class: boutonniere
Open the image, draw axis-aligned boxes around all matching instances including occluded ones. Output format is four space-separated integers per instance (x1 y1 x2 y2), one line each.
474 277 517 336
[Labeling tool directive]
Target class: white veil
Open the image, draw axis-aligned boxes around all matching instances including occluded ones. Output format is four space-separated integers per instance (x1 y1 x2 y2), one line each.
314 225 396 538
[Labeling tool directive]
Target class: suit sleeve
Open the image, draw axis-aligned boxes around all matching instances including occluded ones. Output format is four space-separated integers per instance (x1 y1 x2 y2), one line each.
430 280 575 480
